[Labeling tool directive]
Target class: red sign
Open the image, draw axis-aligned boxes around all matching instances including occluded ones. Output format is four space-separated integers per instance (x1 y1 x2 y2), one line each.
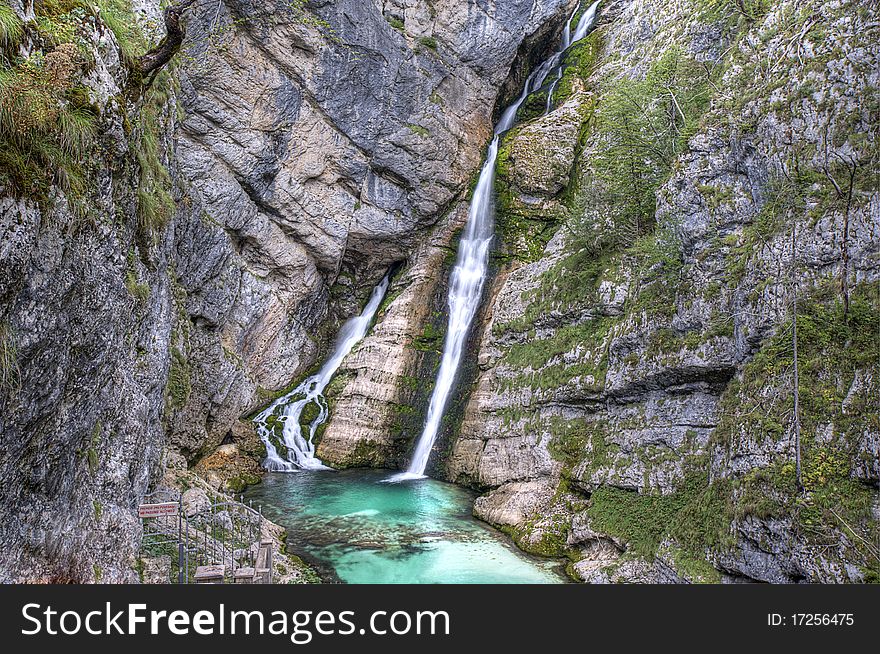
138 502 179 518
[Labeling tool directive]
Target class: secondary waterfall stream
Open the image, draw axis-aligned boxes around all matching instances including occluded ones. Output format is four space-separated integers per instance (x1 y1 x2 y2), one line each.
253 273 390 471
394 0 602 480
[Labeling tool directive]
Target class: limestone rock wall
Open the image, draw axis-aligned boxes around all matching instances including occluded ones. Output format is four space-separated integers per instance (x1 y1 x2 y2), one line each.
450 0 880 583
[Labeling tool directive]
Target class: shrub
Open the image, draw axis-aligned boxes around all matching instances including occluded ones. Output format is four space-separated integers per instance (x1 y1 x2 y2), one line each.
0 43 97 208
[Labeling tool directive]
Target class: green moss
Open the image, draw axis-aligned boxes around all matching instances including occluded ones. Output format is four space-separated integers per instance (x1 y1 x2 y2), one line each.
386 16 404 31
500 316 612 392
412 319 443 352
587 466 735 561
667 546 723 583
262 414 289 459
418 36 437 50
0 320 19 393
86 419 101 474
284 551 323 584
498 248 613 334
552 29 603 106
134 70 175 244
346 440 384 467
166 346 191 409
547 418 621 478
501 519 569 559
226 472 262 493
514 90 548 123
299 400 321 427
696 183 734 211
407 123 429 137
93 498 102 521
124 249 150 302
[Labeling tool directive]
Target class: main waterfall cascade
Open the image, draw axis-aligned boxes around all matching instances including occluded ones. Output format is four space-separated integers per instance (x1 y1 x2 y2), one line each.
392 1 602 481
254 273 391 471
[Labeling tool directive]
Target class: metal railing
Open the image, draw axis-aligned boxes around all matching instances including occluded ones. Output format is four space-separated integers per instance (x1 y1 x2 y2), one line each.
139 491 270 584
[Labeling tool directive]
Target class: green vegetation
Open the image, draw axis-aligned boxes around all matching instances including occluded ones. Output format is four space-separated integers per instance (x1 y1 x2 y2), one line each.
500 317 612 392
569 284 879 581
347 439 384 466
412 320 443 352
492 33 600 264
261 414 290 459
587 466 735 560
575 46 712 249
166 346 191 409
226 472 262 493
626 227 685 320
514 90 548 123
418 36 437 50
0 321 19 393
698 0 772 22
93 0 149 66
546 418 618 476
0 39 97 211
124 249 150 302
712 282 880 578
386 16 404 31
86 419 101 474
714 282 880 449
552 29 602 106
488 3 880 582
0 0 175 235
407 123 429 138
0 2 23 48
134 70 175 243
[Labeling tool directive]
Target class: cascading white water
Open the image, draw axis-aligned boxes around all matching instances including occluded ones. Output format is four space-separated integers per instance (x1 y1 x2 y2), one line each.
254 273 390 471
390 2 601 481
545 1 600 114
545 5 579 113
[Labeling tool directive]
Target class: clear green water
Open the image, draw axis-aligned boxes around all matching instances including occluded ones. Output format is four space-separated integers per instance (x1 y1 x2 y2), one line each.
244 469 566 584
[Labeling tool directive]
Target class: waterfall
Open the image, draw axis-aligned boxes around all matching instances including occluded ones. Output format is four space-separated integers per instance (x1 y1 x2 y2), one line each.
389 2 601 481
545 5 580 113
254 273 391 471
546 1 601 114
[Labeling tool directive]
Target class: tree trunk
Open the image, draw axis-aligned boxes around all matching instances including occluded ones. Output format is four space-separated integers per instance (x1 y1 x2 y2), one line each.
136 1 195 83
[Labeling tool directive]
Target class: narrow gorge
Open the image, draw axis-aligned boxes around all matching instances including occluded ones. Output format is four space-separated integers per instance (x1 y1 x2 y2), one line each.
0 0 877 584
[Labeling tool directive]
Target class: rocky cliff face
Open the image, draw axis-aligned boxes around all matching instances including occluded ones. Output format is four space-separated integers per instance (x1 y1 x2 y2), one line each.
444 0 879 582
0 0 177 581
0 0 579 580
